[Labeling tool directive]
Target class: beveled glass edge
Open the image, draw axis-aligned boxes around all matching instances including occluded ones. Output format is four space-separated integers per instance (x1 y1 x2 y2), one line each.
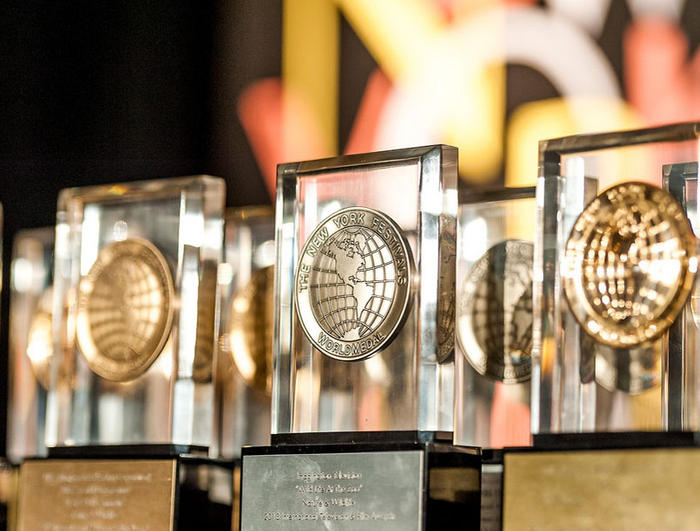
539 121 700 160
277 144 450 176
57 175 225 210
459 186 535 205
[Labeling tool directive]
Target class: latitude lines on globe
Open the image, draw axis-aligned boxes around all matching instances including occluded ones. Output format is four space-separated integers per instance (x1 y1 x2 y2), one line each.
310 224 396 342
296 207 412 360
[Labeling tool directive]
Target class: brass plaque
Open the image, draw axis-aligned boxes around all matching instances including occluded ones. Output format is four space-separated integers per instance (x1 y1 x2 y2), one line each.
18 459 176 531
503 448 700 530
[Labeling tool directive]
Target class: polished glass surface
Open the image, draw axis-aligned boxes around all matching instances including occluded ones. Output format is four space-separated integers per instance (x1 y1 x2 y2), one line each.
534 122 700 434
47 176 225 447
455 189 534 448
215 206 274 458
273 146 457 434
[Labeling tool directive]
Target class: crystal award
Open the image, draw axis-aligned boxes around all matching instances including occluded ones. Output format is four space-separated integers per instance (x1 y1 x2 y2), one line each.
240 146 480 530
212 206 275 528
16 176 226 531
501 122 700 530
8 228 54 464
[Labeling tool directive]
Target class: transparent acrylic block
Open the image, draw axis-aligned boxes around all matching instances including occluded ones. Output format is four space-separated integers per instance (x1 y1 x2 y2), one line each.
215 206 275 459
273 145 458 435
8 228 54 462
455 188 535 448
534 122 700 434
47 176 225 448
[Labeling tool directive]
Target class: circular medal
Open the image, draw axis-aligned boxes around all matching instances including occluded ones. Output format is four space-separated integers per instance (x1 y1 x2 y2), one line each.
563 182 696 348
77 238 175 381
228 265 274 394
457 239 533 383
295 207 414 361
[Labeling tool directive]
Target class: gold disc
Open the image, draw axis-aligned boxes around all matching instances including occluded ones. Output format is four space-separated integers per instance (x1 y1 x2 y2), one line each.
77 238 175 381
26 287 54 389
228 265 274 395
563 182 696 348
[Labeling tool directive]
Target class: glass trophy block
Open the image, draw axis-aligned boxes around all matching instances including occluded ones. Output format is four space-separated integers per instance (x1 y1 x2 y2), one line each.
8 227 54 463
240 147 480 531
273 145 458 435
215 206 275 459
534 122 700 434
455 188 535 449
46 176 225 448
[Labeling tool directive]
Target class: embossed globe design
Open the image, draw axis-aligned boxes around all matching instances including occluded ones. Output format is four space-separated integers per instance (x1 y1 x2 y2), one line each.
309 226 396 341
295 207 413 361
563 182 696 348
77 239 174 381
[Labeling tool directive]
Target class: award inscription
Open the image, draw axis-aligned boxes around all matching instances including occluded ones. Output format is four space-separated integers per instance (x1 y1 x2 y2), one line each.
563 182 696 348
457 240 533 383
17 459 176 531
241 451 423 530
295 207 414 361
76 238 175 381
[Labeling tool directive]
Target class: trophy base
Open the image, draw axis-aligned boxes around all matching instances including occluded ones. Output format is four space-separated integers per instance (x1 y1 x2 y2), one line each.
240 431 480 530
502 431 700 530
17 445 232 531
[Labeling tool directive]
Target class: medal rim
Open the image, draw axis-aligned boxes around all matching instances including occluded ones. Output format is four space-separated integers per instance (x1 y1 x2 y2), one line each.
294 206 414 362
76 237 175 382
563 181 697 348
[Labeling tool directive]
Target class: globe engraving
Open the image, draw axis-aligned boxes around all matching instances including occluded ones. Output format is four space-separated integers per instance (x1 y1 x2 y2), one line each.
309 226 396 341
296 207 413 361
563 182 696 348
77 238 174 381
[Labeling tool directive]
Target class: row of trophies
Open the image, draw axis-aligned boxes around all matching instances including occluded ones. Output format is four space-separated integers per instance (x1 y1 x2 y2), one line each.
3 121 700 530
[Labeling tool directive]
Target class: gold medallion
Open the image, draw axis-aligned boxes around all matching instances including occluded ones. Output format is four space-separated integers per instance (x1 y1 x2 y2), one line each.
77 238 174 381
227 265 274 394
563 182 696 348
295 207 414 361
26 288 54 389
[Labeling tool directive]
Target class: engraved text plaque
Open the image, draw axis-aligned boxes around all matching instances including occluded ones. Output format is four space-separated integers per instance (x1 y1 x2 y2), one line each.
18 459 176 531
241 451 423 530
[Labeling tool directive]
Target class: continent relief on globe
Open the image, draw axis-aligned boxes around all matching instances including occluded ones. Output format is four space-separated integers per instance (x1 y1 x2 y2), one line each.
295 208 413 361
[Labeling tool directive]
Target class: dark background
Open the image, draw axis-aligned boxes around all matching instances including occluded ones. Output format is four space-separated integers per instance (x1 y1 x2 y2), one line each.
1 1 699 454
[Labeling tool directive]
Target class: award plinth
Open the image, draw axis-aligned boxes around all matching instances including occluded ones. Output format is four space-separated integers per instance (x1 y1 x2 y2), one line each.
502 433 700 530
241 432 480 529
239 145 480 530
16 176 227 530
507 122 700 527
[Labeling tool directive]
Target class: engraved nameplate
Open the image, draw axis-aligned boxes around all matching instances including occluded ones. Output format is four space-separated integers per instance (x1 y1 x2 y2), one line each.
503 448 700 530
241 451 423 530
17 459 176 531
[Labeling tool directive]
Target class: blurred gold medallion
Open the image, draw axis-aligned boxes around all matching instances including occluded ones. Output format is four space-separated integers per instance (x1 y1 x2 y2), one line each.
26 288 54 389
295 207 413 361
77 238 174 381
457 239 534 383
228 265 274 394
563 182 696 348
